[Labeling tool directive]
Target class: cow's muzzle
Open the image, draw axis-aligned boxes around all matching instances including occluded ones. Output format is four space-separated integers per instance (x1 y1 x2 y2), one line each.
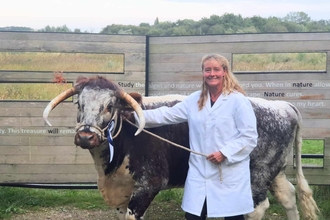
74 130 102 149
74 124 107 149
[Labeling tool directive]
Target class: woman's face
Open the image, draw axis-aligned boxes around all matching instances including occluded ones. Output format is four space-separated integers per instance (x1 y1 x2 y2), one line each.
203 58 226 88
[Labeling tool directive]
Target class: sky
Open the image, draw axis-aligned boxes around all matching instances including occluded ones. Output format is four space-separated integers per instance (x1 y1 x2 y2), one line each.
1 0 330 33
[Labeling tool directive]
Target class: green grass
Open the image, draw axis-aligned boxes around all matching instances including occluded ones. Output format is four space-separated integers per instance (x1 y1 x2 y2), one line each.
0 187 107 219
0 52 124 73
232 53 326 71
0 83 72 101
1 186 329 219
301 139 324 166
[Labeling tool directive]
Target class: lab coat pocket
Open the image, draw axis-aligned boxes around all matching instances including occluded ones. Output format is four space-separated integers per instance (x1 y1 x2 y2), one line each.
221 162 246 185
215 116 235 140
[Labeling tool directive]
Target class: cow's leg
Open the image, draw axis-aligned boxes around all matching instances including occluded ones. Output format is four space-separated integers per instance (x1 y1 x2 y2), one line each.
115 206 129 220
270 171 299 220
124 186 160 220
246 198 269 220
248 162 272 220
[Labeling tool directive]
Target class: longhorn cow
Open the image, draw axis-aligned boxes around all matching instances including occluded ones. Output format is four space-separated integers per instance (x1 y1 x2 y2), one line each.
43 76 319 220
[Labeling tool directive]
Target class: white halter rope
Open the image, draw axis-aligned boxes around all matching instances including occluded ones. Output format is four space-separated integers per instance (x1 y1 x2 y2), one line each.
122 117 223 182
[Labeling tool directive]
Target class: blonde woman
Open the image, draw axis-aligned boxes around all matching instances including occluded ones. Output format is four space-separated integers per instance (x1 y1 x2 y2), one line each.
139 54 258 220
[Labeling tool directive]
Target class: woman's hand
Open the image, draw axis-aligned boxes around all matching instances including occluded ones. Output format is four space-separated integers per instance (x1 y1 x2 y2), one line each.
206 151 226 164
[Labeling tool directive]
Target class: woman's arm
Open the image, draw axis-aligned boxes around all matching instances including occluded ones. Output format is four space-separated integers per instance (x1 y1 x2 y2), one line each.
220 97 258 164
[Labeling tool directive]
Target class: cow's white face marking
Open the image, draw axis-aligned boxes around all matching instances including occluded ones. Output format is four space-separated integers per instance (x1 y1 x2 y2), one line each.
77 88 117 133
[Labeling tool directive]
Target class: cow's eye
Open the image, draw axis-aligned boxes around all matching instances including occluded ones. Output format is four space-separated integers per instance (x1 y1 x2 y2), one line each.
107 104 113 112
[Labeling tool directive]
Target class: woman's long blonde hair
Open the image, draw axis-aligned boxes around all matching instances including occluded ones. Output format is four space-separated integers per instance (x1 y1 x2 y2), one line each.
197 54 245 110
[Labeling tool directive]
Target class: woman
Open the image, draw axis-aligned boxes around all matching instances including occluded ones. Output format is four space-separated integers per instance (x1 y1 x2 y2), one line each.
137 54 258 220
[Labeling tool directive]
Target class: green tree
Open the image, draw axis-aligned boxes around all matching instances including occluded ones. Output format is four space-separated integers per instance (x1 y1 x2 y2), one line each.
39 25 71 32
284 22 308 32
208 24 225 34
0 26 34 31
264 17 288 32
154 17 159 25
283 12 311 25
220 13 244 32
249 16 267 32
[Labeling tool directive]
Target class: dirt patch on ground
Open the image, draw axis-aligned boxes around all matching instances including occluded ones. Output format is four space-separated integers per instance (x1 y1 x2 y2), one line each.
8 202 285 220
9 207 117 220
8 202 187 220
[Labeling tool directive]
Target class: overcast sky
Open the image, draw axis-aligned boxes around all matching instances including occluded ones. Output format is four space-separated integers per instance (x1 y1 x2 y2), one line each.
1 0 330 33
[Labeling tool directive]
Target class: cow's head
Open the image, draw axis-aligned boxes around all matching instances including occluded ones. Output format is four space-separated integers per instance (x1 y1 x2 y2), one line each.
43 76 145 149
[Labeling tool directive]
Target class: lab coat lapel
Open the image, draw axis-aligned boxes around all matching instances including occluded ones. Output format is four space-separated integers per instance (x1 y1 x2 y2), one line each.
208 94 227 115
205 93 212 113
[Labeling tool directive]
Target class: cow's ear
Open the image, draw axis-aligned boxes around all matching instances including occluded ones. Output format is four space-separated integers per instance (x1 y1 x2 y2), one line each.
118 92 142 111
76 76 88 84
128 92 142 104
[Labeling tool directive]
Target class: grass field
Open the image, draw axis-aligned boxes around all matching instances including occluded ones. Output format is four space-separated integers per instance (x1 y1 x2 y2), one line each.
0 185 329 219
0 83 72 101
0 52 124 73
233 52 326 71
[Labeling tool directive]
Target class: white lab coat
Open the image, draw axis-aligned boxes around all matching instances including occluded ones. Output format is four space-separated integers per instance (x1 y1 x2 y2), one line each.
141 91 258 217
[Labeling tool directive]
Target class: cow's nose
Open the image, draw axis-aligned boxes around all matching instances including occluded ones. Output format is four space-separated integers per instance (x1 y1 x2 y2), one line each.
75 130 101 149
78 132 93 140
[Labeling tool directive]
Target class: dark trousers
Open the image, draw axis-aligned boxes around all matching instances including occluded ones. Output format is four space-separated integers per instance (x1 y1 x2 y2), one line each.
185 199 245 220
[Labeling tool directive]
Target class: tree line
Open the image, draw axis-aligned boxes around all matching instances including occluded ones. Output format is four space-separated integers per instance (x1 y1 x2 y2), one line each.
1 12 330 35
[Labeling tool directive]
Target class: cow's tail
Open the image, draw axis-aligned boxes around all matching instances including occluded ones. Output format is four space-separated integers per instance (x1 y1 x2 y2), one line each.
292 104 319 220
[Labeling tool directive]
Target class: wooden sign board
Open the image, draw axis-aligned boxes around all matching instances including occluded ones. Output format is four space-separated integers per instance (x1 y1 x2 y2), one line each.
0 32 146 183
148 33 330 185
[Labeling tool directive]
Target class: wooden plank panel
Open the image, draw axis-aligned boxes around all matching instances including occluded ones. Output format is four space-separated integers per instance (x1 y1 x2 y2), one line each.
237 72 330 81
149 33 330 45
299 109 330 119
285 166 330 185
324 138 330 167
0 116 76 126
301 128 330 139
0 72 121 81
0 106 76 117
0 155 92 164
148 71 330 82
149 53 232 63
1 173 97 183
0 164 95 174
0 136 74 146
0 145 86 157
300 119 330 128
0 154 92 164
149 61 328 74
0 32 146 43
125 52 146 67
0 145 87 155
0 40 145 54
149 41 330 54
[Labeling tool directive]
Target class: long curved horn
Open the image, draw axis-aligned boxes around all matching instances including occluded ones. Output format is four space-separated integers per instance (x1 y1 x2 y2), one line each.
117 89 145 136
43 87 78 126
